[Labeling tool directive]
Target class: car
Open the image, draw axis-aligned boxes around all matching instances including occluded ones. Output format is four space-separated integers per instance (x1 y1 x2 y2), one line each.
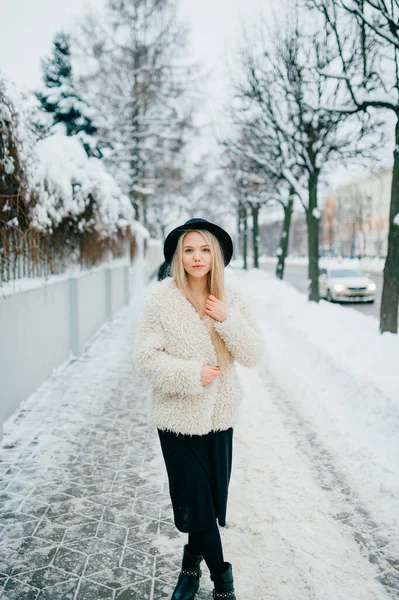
319 267 377 303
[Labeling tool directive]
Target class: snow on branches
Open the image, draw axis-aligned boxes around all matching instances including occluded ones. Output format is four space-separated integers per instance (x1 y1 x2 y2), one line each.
30 135 134 237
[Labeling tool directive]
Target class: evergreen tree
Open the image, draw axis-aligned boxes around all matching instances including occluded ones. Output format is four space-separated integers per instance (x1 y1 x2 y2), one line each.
35 32 103 158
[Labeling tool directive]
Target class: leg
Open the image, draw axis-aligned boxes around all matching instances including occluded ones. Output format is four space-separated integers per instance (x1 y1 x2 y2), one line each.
187 525 225 578
188 526 236 599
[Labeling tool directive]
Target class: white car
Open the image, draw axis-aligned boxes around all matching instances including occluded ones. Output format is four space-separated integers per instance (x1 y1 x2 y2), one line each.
319 267 377 303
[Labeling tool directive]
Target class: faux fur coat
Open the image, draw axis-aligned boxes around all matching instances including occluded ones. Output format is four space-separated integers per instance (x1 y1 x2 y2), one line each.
134 276 264 436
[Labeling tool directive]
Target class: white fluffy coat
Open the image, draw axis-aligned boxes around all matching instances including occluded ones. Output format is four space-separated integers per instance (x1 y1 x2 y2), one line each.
134 276 264 435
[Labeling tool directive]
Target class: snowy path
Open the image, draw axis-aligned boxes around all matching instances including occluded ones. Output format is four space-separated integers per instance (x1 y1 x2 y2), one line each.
0 274 397 599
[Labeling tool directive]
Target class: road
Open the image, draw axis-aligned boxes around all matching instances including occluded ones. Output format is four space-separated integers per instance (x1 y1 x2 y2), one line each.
261 261 384 319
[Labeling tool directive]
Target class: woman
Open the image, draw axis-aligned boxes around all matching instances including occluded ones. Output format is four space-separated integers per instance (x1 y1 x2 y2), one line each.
135 218 264 600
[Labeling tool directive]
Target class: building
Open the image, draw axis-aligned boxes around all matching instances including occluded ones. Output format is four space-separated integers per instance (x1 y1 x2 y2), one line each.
321 168 391 258
321 193 338 254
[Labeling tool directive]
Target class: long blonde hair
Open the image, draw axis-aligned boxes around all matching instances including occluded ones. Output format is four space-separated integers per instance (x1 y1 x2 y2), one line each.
170 229 232 372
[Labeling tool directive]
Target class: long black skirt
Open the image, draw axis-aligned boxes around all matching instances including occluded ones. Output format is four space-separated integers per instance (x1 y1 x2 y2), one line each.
157 427 233 533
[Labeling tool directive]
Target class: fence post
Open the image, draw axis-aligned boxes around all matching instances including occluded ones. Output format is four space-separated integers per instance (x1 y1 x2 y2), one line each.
105 267 112 319
69 276 80 356
124 265 130 305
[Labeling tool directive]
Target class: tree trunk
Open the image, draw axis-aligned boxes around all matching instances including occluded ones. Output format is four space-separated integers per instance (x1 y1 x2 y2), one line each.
307 170 320 302
276 193 294 280
380 117 399 334
235 206 241 261
242 206 248 270
142 202 147 229
251 203 260 268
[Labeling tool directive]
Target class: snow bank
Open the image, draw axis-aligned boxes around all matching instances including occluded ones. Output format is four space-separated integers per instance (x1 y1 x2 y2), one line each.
227 267 399 556
225 369 388 599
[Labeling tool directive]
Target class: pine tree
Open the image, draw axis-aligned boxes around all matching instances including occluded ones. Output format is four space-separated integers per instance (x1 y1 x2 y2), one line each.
35 32 103 158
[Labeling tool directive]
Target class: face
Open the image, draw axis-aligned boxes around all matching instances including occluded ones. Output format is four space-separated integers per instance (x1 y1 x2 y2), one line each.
182 231 212 278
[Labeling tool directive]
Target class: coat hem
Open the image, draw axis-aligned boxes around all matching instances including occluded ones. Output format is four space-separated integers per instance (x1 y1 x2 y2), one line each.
154 420 237 437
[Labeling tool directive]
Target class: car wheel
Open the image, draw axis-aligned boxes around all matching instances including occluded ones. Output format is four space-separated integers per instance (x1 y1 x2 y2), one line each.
327 289 333 302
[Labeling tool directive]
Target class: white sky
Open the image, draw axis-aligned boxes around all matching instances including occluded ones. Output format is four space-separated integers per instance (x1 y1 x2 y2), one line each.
0 0 272 93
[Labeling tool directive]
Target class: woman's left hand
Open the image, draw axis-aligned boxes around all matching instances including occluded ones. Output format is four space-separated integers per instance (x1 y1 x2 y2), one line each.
205 295 228 322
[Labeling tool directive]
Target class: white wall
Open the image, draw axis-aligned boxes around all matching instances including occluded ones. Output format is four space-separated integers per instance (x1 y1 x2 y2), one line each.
146 239 164 277
0 258 146 439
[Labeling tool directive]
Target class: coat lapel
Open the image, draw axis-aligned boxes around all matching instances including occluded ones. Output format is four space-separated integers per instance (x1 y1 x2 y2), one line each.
162 278 220 361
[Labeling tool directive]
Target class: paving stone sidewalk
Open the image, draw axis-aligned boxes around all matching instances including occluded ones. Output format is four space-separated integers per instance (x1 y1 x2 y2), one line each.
0 298 214 599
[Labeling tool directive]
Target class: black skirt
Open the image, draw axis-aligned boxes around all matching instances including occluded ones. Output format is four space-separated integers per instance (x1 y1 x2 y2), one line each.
157 427 234 533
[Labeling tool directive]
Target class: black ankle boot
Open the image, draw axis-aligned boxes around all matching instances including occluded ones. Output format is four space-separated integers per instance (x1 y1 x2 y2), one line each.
211 562 236 599
171 544 203 600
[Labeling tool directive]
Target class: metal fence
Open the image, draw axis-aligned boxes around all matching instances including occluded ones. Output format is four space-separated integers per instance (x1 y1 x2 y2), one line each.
0 228 136 284
0 228 74 283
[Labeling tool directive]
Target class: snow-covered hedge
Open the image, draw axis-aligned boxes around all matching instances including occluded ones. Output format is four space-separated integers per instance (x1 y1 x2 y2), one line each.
30 135 135 237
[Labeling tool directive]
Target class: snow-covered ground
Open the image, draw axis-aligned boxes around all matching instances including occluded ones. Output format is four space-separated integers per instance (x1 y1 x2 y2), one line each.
1 268 398 599
259 255 386 274
225 268 399 597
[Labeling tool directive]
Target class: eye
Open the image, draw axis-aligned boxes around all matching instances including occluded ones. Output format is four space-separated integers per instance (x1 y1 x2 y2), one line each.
203 248 210 252
185 249 192 253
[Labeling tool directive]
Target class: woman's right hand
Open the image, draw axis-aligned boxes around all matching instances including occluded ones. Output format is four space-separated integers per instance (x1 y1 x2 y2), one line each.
200 365 221 386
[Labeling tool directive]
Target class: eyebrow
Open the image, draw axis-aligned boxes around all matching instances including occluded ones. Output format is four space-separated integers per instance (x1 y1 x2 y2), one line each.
183 244 210 248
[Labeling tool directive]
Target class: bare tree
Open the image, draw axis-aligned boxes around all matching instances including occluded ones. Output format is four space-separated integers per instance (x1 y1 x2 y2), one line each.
76 0 200 227
275 187 295 279
227 11 377 300
221 141 273 269
307 0 399 332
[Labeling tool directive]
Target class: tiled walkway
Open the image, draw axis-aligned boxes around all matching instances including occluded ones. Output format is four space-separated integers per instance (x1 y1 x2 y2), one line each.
0 299 214 599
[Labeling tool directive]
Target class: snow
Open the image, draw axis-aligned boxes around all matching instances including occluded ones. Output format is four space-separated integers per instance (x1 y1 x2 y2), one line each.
2 266 398 597
132 185 155 196
259 255 386 274
147 238 162 247
1 154 15 175
227 371 389 598
30 135 135 236
228 268 399 559
131 219 150 240
394 212 399 226
312 207 321 219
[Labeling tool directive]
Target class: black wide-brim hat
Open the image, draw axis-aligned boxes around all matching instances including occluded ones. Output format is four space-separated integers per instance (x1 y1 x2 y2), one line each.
163 218 233 266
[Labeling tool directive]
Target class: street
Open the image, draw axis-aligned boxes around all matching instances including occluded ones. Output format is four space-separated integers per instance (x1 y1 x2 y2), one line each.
261 261 385 319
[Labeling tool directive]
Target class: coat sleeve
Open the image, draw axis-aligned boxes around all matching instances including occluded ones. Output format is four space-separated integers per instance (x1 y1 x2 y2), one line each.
213 287 264 368
134 291 204 396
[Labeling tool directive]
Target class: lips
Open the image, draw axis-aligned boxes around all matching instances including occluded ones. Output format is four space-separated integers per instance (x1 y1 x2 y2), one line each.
193 265 204 268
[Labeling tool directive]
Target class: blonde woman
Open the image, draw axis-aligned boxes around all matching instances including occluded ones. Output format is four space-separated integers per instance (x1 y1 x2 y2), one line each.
135 218 264 600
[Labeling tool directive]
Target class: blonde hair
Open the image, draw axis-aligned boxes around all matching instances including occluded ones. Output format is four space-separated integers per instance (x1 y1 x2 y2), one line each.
170 229 232 372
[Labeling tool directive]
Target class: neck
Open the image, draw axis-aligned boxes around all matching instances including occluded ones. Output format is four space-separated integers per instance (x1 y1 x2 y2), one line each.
186 274 209 295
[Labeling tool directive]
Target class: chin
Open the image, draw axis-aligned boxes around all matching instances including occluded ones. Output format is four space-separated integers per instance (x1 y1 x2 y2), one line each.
189 268 209 276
